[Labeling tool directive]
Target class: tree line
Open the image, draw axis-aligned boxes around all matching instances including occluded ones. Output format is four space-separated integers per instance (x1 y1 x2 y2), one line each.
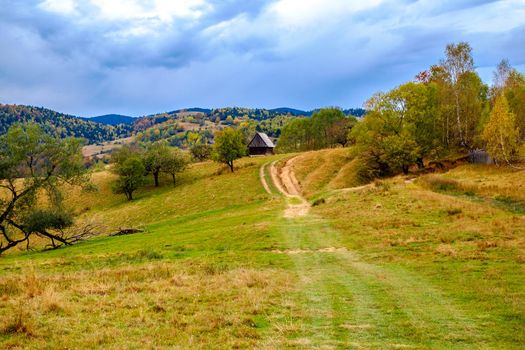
349 42 524 179
276 108 358 152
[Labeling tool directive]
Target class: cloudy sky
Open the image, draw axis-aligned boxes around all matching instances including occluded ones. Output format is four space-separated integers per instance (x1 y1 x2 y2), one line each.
1 0 524 117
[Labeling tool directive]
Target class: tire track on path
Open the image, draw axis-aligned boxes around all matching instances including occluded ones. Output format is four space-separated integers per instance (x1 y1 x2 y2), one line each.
259 162 272 195
264 155 485 348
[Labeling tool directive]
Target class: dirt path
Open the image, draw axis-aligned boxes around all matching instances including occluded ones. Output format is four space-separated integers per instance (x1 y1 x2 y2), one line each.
269 158 310 218
264 156 483 348
259 163 272 195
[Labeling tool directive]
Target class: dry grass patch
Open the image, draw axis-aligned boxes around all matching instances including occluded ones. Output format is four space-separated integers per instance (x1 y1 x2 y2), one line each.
0 261 294 349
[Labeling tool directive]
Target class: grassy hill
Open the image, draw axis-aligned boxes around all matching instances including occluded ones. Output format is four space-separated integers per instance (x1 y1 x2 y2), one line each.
1 150 524 348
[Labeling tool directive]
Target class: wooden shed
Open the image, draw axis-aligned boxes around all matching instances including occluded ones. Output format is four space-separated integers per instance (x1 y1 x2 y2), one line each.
248 132 275 156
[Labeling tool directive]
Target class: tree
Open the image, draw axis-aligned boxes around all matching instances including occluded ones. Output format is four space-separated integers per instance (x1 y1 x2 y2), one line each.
493 62 525 140
276 117 311 153
310 108 347 149
330 117 357 147
442 42 474 147
212 128 246 172
482 94 520 166
349 81 442 177
186 132 201 146
350 106 420 177
276 108 355 152
238 120 257 144
0 123 88 254
142 141 170 187
380 132 420 174
111 143 142 165
397 82 442 164
190 143 212 162
161 148 190 185
112 156 146 200
436 42 487 148
493 59 513 93
506 70 525 140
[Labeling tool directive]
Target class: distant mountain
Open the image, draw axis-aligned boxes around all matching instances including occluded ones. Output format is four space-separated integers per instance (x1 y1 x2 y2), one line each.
168 108 212 115
89 114 135 125
343 108 367 117
0 104 133 144
269 107 312 116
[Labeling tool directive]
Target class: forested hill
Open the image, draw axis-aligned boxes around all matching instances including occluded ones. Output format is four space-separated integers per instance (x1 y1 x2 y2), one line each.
0 104 366 145
0 104 133 144
136 106 366 131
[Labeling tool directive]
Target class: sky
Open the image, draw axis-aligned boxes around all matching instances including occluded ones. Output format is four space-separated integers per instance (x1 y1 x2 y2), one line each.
0 0 524 117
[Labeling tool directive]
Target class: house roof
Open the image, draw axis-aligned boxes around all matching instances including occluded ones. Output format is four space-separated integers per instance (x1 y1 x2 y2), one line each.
249 132 275 148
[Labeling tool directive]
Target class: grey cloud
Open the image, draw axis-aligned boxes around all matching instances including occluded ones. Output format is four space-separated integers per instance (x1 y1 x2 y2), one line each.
0 0 524 116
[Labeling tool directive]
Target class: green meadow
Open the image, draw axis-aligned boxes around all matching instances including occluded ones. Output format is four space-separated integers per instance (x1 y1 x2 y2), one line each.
1 151 524 349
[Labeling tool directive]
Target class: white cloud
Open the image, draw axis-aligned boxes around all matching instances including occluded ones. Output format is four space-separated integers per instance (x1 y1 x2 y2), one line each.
39 0 77 15
268 0 383 28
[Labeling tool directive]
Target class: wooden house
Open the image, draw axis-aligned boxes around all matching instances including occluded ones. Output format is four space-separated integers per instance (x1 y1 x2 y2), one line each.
248 132 275 156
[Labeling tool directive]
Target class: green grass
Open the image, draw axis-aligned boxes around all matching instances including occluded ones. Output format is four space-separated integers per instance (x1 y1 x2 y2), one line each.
1 151 524 349
311 173 525 348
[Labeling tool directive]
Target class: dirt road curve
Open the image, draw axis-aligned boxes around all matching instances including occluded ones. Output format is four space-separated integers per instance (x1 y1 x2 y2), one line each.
268 157 310 218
